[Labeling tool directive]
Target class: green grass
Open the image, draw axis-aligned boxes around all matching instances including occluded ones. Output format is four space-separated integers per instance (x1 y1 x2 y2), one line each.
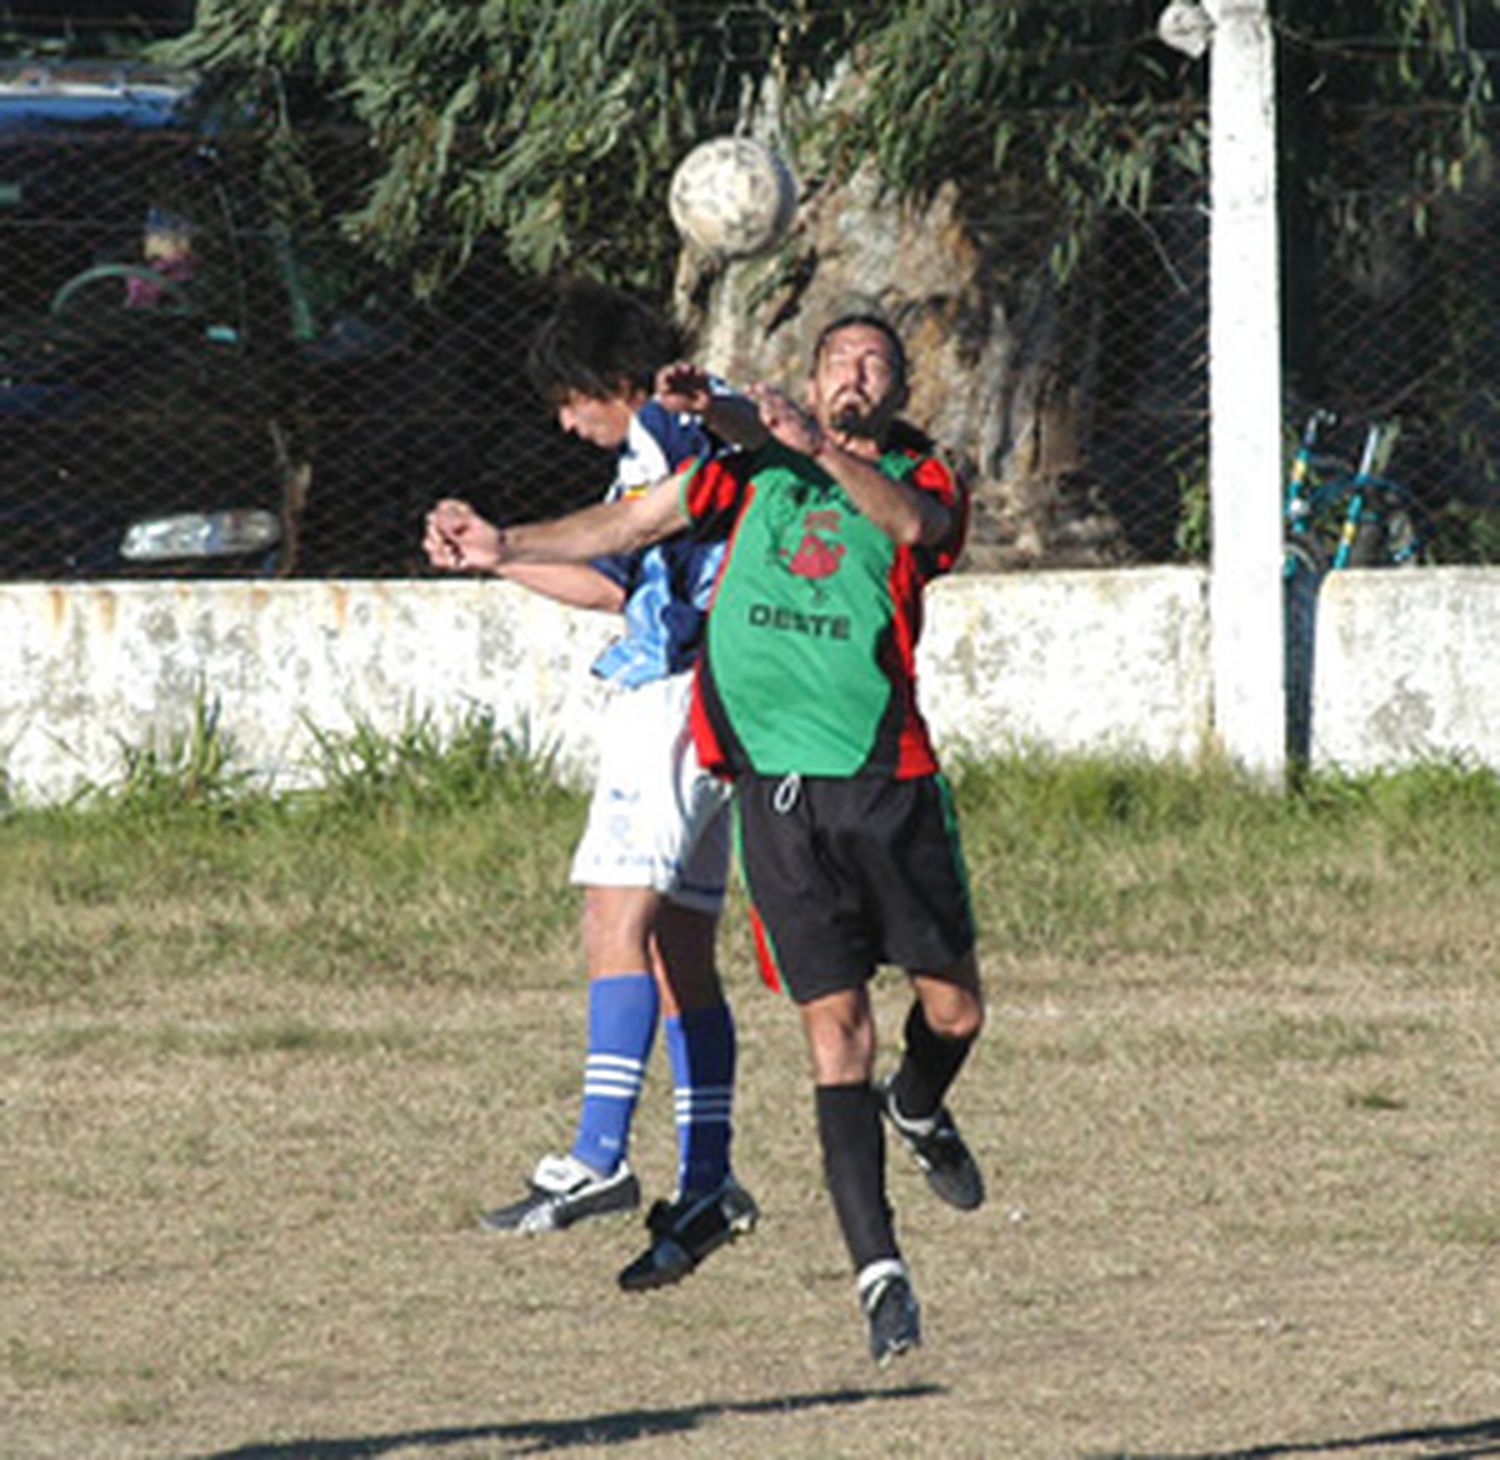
946 751 1500 980
5 729 1500 1003
1 710 586 1005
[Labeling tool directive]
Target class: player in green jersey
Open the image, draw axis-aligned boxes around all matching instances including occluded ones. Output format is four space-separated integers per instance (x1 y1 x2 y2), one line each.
426 316 986 1365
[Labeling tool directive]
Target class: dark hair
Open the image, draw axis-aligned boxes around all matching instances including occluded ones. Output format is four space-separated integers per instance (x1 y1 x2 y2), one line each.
526 279 687 404
812 312 909 390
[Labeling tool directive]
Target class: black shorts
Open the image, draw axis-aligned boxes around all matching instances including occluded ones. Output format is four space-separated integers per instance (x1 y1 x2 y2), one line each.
735 771 976 1004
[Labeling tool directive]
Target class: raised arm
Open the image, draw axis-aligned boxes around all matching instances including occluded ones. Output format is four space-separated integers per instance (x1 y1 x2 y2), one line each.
656 360 770 452
747 383 954 548
426 472 692 574
423 501 626 609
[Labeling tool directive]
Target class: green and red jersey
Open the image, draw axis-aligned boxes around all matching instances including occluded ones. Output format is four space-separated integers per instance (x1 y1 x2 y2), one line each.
675 439 966 780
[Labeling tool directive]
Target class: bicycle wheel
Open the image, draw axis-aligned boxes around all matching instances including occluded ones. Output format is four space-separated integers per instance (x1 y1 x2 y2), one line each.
1283 532 1327 580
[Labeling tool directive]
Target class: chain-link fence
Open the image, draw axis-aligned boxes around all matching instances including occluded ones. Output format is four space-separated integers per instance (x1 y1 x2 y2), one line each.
0 81 607 579
0 9 1495 581
1282 100 1500 566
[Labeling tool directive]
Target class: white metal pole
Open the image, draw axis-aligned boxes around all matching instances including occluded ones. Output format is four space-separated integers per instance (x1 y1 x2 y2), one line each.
1208 0 1285 784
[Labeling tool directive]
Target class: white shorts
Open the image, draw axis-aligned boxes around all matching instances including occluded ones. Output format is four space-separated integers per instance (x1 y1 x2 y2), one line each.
570 671 731 914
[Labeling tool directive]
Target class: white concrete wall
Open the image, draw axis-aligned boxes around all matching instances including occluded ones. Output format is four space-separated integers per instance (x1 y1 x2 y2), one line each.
0 580 622 804
1311 568 1500 774
919 568 1212 763
2 568 1497 806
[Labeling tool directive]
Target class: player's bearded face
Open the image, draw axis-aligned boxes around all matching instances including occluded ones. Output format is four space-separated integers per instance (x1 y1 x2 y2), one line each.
814 327 905 439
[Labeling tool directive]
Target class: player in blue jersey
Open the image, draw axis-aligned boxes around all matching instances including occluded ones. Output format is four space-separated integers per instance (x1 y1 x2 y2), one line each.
432 280 758 1289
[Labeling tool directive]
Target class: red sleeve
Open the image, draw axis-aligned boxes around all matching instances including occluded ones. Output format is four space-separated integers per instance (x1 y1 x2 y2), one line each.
910 453 968 576
680 452 751 542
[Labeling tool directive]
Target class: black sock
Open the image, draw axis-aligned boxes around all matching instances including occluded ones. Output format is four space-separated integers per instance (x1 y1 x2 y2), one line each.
890 999 974 1122
814 1082 898 1273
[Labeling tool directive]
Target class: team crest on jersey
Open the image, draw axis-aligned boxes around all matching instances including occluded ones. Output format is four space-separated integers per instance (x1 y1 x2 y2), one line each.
771 505 846 598
784 510 845 579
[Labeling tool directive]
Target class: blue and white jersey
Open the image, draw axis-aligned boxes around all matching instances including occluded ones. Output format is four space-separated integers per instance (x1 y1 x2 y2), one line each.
589 393 731 688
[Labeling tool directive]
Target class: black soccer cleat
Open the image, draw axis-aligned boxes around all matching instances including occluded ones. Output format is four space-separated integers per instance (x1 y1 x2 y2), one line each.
876 1076 986 1211
859 1262 922 1366
616 1176 759 1291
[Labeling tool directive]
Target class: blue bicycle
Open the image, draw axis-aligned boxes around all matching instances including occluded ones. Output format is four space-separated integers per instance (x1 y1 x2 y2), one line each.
1283 410 1429 573
1281 409 1429 760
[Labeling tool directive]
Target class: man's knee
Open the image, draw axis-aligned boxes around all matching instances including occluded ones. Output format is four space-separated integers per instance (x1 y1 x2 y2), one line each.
927 991 984 1044
801 991 876 1084
583 885 661 973
912 956 985 1043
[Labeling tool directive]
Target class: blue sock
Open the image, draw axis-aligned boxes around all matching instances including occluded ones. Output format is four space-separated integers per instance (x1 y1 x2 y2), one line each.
571 972 658 1177
665 1002 736 1195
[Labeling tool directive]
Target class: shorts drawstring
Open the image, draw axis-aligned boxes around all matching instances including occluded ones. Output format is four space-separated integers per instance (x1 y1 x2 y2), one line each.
772 772 802 815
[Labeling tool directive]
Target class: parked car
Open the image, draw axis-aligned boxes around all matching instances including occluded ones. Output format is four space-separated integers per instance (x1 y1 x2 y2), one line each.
0 53 649 581
0 56 312 577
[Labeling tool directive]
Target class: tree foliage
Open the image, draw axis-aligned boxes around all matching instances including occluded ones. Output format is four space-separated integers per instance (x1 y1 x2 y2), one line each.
164 1 1492 296
814 1 1490 278
170 0 860 291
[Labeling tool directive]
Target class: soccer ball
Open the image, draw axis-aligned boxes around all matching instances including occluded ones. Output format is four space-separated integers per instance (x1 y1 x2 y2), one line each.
668 136 797 260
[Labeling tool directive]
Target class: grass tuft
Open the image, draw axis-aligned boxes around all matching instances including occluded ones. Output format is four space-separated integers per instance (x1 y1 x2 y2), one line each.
303 708 567 821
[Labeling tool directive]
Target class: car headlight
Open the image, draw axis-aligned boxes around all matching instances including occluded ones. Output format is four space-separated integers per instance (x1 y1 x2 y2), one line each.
119 509 283 562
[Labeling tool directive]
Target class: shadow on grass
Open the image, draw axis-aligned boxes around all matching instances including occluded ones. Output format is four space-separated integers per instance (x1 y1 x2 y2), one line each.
193 1383 945 1458
1092 1412 1500 1459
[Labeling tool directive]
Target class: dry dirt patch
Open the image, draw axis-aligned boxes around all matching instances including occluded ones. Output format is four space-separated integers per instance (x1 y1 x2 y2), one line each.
2 950 1495 1459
